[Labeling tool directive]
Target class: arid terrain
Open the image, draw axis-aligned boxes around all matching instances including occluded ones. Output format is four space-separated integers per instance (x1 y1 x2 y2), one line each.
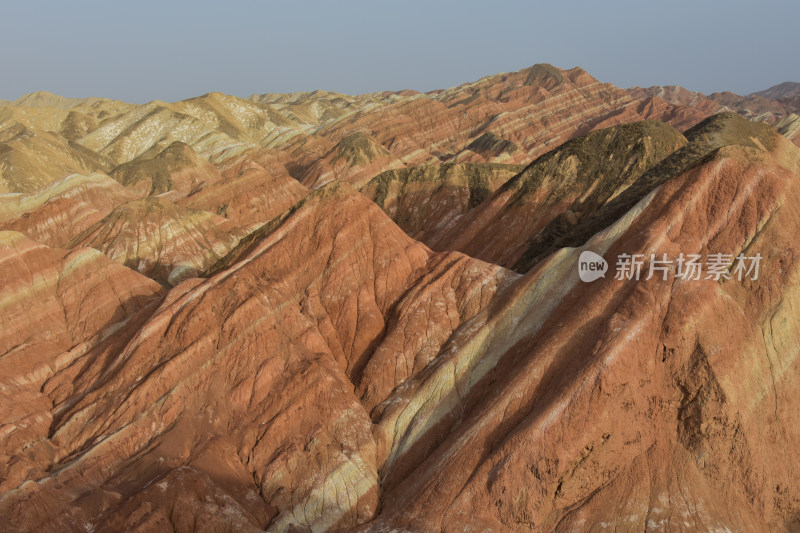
1 64 800 532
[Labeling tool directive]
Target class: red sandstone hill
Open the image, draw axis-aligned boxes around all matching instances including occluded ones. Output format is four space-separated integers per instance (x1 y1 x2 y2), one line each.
629 84 800 147
1 66 800 532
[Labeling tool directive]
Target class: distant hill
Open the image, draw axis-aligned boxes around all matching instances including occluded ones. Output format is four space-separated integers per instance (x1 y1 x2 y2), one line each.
752 81 800 99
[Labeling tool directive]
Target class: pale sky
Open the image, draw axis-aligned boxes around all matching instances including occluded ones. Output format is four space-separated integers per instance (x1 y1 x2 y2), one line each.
1 0 797 103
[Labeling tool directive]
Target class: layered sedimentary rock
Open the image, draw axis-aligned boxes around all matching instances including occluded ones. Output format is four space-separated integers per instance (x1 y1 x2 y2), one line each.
360 162 523 242
109 141 222 196
76 93 277 163
363 125 800 532
2 113 797 533
67 197 247 285
0 125 114 193
299 132 403 189
630 83 800 146
707 91 787 124
753 82 800 100
511 112 779 271
0 183 517 532
0 231 164 495
1 64 796 205
314 64 695 169
2 66 800 533
0 63 722 196
0 92 134 137
456 131 521 163
0 173 138 248
427 120 687 270
179 153 309 227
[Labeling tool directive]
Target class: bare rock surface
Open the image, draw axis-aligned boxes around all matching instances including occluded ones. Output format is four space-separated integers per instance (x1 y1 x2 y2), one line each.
360 162 524 242
427 120 687 271
67 196 248 286
361 119 800 533
0 173 138 248
1 66 800 533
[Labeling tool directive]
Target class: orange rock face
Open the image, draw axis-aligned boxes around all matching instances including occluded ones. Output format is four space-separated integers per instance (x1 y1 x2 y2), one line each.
0 173 138 248
630 84 800 147
179 153 308 227
0 184 518 532
426 120 688 270
0 231 164 497
109 141 223 196
66 196 248 286
2 66 800 533
363 133 800 532
299 132 404 189
360 162 524 242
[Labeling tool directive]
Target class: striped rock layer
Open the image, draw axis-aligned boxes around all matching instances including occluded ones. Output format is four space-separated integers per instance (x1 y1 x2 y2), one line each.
1 67 800 532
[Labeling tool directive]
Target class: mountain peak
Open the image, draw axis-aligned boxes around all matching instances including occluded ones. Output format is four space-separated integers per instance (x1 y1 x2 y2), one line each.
523 63 566 87
752 81 800 100
12 90 89 109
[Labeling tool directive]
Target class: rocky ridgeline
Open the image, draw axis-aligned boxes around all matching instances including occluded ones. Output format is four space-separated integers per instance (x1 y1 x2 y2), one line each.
1 66 800 532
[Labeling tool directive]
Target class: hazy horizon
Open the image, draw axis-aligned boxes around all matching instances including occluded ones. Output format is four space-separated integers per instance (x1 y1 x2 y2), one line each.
2 0 798 104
